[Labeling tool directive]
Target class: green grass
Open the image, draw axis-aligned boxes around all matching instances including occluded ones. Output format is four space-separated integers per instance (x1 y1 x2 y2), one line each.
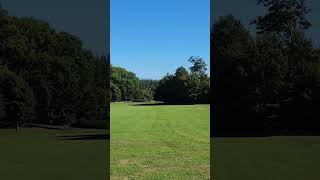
213 136 320 180
0 128 108 180
110 102 210 180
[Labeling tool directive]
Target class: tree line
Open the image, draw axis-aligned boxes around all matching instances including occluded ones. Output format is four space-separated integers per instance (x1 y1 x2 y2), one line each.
110 57 210 104
154 57 210 104
0 8 109 130
110 66 157 102
212 0 320 136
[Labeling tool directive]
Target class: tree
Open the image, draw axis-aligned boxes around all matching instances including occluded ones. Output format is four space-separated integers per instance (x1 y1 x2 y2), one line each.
110 66 139 101
0 8 110 129
252 0 312 44
110 67 158 102
188 57 207 75
154 58 210 104
0 67 34 132
0 94 6 120
110 82 121 101
212 1 320 136
188 57 210 103
173 67 189 102
252 0 319 134
214 15 254 59
175 67 189 81
212 15 263 136
154 74 176 103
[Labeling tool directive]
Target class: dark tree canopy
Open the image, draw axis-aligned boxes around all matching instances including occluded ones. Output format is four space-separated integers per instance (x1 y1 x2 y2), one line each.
0 7 109 129
110 66 156 102
154 57 210 104
212 0 320 136
252 0 312 43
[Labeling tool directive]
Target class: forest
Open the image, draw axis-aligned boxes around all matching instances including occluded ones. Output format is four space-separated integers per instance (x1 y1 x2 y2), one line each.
212 0 320 136
0 7 109 130
110 56 210 104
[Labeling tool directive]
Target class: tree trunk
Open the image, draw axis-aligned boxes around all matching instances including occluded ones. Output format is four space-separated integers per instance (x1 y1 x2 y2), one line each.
16 122 19 133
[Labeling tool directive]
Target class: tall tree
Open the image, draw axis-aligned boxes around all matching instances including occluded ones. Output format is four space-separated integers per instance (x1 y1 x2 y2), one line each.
252 0 312 43
0 67 34 132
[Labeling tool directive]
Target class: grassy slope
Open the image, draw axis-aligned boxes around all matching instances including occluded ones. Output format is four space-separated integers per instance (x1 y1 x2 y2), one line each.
111 102 210 179
0 128 108 180
213 136 320 180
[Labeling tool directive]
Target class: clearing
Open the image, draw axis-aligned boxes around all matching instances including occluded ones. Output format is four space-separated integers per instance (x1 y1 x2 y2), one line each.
111 102 210 179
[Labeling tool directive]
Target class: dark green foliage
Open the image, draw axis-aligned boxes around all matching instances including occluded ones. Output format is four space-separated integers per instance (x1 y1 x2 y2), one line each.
155 74 178 103
154 58 210 104
109 58 209 104
0 7 109 128
110 82 121 101
110 60 209 104
0 67 34 128
137 79 159 101
110 66 139 101
139 79 159 90
134 88 153 102
110 66 156 102
213 0 320 136
0 94 6 119
252 0 312 43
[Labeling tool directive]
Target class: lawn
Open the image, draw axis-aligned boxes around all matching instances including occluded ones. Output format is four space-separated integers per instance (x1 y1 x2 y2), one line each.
110 102 210 179
0 128 109 180
212 136 320 180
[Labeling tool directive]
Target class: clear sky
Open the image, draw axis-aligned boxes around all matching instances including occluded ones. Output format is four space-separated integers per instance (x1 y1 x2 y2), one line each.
111 0 210 79
1 0 109 55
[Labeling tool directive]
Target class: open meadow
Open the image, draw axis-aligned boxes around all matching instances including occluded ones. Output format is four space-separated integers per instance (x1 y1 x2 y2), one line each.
0 128 109 180
110 102 210 179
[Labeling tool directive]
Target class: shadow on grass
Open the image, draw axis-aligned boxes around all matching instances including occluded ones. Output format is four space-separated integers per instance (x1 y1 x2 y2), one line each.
212 130 270 138
212 135 271 138
212 131 320 138
131 102 197 106
57 134 109 141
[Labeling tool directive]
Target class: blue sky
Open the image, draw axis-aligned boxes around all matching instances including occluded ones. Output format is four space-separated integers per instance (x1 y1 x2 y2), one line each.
111 0 210 79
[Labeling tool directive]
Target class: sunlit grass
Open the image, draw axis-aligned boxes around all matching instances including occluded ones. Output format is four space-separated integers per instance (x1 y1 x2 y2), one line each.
111 102 210 179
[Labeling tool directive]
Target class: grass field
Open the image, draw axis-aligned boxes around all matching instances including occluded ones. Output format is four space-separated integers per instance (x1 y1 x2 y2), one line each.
110 102 210 179
212 136 320 180
0 128 108 180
